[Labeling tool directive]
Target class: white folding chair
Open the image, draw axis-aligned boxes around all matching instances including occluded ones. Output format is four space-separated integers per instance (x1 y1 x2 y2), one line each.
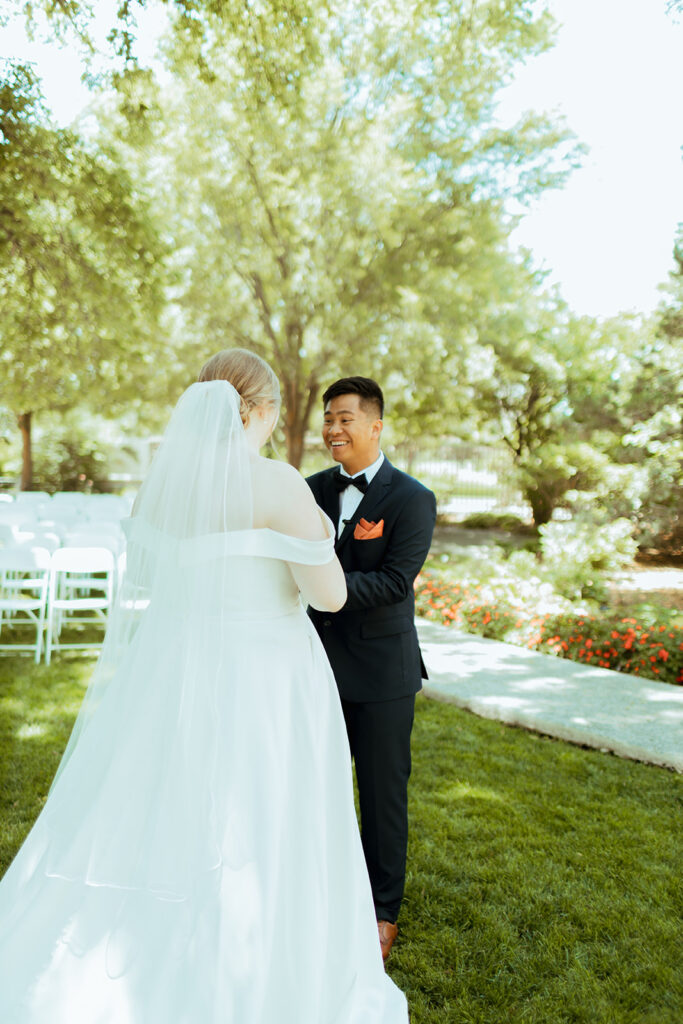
82 495 130 521
0 506 32 526
0 524 16 548
64 523 125 555
38 509 84 533
50 492 88 511
46 547 115 664
15 491 50 505
0 547 51 662
14 529 62 553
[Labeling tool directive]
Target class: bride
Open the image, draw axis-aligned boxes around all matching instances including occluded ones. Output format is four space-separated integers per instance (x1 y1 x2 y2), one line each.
0 349 409 1023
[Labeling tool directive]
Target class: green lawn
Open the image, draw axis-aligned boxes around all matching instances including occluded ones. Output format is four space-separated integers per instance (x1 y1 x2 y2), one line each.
1 655 682 1023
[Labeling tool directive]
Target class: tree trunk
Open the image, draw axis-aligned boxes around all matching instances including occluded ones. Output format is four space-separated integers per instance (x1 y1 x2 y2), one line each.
282 374 320 470
406 443 418 475
18 411 33 491
286 427 305 470
526 484 554 527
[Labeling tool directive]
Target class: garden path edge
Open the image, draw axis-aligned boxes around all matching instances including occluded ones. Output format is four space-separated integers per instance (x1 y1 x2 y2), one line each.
417 619 683 772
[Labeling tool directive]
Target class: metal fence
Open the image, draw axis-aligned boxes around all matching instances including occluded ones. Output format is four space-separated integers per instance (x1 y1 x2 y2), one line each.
390 441 529 519
302 438 530 520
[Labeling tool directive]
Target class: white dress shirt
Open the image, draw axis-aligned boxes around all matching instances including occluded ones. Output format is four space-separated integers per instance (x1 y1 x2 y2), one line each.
337 452 385 537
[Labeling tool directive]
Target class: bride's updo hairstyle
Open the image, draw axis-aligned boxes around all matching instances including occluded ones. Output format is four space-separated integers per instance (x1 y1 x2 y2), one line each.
198 348 280 426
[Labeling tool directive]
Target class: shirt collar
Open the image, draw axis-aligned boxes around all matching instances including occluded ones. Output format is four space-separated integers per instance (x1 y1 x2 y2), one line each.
339 451 384 483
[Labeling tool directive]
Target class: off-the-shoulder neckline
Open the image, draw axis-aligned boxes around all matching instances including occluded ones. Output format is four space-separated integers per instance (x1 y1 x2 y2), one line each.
123 519 334 546
226 526 333 544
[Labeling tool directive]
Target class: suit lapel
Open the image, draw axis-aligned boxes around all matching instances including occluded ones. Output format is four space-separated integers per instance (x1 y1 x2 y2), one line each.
318 469 341 525
335 458 394 554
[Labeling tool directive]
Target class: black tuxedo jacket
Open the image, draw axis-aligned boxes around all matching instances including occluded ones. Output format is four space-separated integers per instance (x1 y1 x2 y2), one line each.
306 458 436 703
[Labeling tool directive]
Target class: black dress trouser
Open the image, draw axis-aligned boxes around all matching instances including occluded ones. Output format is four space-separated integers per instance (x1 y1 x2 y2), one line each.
341 693 416 924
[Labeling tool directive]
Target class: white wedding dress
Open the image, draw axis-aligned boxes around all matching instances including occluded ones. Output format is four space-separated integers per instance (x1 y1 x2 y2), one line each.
0 382 408 1023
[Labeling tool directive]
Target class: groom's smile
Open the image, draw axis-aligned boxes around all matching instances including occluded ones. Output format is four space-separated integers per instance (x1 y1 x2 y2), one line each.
323 393 383 476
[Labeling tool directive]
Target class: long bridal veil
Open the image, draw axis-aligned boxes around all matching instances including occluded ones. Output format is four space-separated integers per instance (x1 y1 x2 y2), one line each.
52 379 252 784
3 381 255 908
50 378 249 765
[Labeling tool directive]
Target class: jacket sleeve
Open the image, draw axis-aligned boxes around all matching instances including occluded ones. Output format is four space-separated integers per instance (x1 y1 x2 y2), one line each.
342 488 436 611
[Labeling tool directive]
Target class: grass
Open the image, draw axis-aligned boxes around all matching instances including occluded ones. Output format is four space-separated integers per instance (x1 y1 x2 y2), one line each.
1 656 682 1023
395 699 683 1023
0 653 91 869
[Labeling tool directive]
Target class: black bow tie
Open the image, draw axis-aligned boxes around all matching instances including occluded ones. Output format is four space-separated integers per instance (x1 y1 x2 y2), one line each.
333 472 369 494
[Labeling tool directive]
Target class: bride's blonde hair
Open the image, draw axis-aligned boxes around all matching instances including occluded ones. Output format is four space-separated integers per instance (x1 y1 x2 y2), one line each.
198 349 280 426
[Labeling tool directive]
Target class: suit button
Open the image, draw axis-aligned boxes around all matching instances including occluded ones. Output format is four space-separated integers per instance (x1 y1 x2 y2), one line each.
323 619 332 627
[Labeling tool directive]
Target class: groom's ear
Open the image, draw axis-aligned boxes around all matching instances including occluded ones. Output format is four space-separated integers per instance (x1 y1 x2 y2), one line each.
371 418 383 439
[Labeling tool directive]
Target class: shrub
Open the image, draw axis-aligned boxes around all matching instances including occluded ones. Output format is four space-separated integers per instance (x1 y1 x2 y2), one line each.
534 608 683 685
458 512 533 532
539 516 638 602
31 435 113 494
415 565 572 641
414 573 682 686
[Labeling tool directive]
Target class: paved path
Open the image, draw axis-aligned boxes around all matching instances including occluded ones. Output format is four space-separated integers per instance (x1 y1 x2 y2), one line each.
417 619 683 772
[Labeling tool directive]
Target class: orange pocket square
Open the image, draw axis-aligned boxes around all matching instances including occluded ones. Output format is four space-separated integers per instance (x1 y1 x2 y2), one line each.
354 517 384 540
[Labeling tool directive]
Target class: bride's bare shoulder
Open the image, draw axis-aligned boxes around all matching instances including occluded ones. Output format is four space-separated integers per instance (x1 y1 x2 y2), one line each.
251 456 327 539
250 454 302 492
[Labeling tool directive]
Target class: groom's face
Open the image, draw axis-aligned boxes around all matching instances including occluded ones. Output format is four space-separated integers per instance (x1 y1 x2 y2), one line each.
323 393 382 475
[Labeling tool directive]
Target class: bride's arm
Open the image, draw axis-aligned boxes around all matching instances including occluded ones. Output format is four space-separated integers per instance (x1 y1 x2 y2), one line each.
259 460 346 612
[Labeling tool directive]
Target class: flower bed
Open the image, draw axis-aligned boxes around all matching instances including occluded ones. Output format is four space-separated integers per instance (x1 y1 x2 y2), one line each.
415 571 683 686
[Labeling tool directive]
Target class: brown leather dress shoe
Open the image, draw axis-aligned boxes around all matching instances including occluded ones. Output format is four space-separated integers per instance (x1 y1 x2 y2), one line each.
377 919 398 961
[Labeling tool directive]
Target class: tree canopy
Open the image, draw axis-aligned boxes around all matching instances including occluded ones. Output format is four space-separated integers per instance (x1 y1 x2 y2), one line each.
1 0 679 552
0 62 166 486
124 0 577 465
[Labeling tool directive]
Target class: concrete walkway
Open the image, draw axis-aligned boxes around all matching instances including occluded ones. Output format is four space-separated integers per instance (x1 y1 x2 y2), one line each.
417 619 683 772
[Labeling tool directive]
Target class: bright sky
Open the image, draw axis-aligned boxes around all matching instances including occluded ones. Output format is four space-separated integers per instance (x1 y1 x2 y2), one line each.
3 0 683 320
498 0 683 319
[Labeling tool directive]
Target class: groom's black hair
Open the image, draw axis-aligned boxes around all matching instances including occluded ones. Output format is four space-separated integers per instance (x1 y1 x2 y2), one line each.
322 377 384 419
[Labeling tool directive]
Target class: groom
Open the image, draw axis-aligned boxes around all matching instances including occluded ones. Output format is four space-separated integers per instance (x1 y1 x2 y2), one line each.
306 376 436 960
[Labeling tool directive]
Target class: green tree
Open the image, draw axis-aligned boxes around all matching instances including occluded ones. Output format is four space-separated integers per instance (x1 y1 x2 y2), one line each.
0 64 166 487
3 0 582 474
136 0 577 466
618 231 683 554
469 279 643 525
